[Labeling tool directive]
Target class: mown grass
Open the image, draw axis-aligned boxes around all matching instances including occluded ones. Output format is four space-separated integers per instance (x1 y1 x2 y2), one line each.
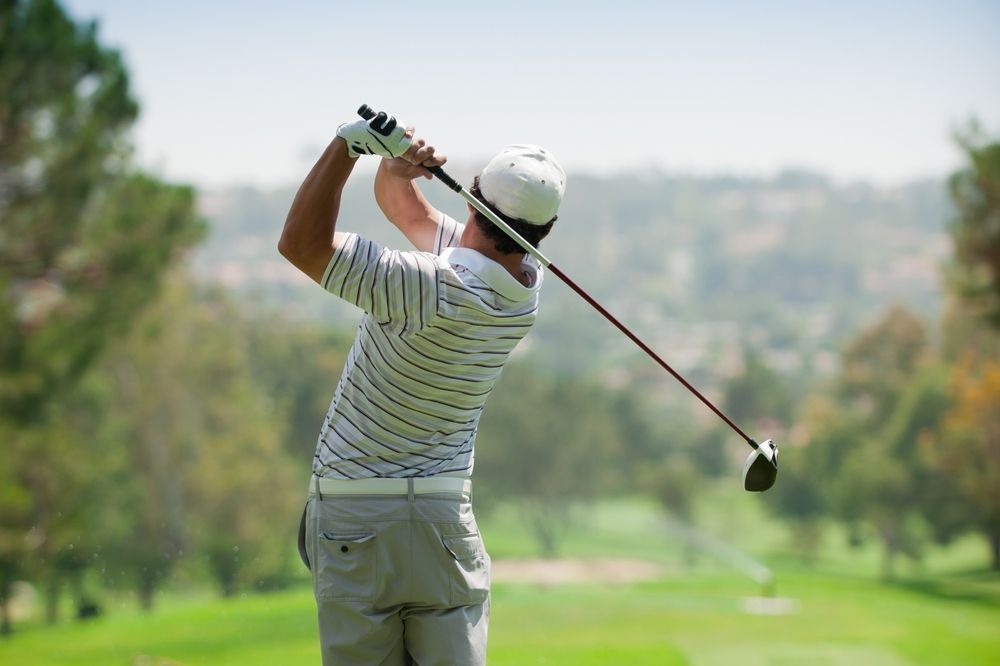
2 493 998 665
490 573 1000 666
2 571 997 666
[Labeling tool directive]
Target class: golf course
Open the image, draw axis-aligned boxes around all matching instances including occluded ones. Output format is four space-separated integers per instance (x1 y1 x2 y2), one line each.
5 2 1000 665
2 497 997 665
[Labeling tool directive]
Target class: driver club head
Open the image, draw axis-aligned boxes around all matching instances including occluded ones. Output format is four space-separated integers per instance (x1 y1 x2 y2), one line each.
742 439 778 492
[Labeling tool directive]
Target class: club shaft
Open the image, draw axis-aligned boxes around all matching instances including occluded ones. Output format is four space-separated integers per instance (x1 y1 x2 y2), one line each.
356 104 757 449
442 168 756 448
546 263 755 447
453 185 553 267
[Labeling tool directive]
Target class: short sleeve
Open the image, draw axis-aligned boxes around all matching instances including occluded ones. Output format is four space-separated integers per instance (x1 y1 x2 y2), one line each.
433 212 465 255
322 233 440 332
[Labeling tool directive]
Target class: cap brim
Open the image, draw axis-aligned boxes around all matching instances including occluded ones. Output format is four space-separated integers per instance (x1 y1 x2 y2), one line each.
742 441 778 492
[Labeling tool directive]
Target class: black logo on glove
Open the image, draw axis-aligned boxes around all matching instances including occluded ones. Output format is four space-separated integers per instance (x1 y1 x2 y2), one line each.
351 111 397 156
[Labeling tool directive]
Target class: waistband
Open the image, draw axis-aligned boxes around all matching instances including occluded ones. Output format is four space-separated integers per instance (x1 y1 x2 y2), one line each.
309 475 471 497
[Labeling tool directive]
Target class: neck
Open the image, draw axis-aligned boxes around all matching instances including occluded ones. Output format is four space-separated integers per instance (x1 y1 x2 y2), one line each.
460 236 530 286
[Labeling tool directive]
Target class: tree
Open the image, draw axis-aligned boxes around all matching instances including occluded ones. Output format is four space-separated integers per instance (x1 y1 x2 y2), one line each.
98 280 298 605
242 322 351 463
0 0 204 626
794 306 949 579
641 455 702 565
838 305 928 417
767 396 839 564
940 296 999 367
723 348 793 428
0 0 204 423
833 364 951 579
0 421 32 634
948 122 1000 328
475 365 633 556
930 358 1000 569
18 378 116 623
178 292 299 598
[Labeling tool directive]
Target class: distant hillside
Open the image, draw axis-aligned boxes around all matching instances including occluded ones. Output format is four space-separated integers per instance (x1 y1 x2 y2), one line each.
193 168 950 394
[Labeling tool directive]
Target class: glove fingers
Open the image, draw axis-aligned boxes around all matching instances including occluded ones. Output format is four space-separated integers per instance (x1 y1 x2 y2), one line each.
371 111 397 136
337 109 409 158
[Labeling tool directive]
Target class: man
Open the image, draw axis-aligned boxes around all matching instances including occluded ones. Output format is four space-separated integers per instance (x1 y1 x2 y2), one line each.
278 108 565 665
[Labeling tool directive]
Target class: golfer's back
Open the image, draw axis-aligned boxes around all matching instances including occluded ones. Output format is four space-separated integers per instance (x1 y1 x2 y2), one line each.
313 215 542 480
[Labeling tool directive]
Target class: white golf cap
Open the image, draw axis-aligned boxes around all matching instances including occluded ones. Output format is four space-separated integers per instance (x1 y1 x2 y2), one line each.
479 144 566 225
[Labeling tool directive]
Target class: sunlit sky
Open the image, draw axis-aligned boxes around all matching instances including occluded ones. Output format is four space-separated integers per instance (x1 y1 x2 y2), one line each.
65 0 1000 188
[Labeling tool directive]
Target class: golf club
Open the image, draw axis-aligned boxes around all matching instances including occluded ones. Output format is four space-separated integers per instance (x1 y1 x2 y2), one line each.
357 104 779 492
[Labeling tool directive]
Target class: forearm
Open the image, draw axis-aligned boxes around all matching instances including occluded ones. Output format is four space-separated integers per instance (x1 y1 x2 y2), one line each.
278 136 357 283
375 159 441 252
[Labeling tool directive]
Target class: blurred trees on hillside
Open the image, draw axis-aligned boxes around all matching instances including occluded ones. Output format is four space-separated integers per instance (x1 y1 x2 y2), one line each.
768 126 1000 575
838 306 928 417
1 271 346 629
0 0 203 630
838 362 953 579
930 359 1000 569
103 282 299 602
475 365 642 556
930 123 1000 569
723 348 793 429
773 306 953 578
242 323 352 462
768 395 844 563
0 0 205 422
949 124 1000 328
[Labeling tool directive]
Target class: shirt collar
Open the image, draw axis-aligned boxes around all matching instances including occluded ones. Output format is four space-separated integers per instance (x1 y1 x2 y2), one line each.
440 247 544 302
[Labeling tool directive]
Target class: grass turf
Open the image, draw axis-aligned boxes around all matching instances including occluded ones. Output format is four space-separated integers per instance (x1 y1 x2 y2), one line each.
2 494 998 665
1 572 998 665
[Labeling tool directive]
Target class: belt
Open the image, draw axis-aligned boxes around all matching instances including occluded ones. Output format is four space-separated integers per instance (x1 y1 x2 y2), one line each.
309 475 471 497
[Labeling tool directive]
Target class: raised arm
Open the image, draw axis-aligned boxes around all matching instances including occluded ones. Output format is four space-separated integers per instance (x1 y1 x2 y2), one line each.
279 108 416 283
278 136 356 284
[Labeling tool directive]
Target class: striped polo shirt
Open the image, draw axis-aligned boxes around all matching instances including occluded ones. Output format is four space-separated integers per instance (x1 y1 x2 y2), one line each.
312 214 544 479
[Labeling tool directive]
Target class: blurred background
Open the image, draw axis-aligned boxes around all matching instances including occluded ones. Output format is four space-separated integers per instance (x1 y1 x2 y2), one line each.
1 0 998 664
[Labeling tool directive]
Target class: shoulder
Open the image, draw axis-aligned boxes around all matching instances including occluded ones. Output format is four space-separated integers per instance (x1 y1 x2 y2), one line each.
433 213 466 255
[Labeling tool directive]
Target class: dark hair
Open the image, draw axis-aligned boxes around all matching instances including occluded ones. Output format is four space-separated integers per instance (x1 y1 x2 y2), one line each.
469 176 555 255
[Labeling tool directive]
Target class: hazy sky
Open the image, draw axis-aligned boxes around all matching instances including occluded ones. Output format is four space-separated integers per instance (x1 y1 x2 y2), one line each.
64 0 999 188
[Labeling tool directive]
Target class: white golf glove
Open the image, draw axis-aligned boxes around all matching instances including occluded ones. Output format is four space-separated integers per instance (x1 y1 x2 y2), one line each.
337 110 412 159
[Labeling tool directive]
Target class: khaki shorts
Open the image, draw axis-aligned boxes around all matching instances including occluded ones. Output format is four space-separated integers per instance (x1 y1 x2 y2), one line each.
299 483 490 665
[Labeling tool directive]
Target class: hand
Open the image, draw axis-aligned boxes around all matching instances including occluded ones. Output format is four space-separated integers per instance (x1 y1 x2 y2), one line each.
336 109 412 159
383 131 448 180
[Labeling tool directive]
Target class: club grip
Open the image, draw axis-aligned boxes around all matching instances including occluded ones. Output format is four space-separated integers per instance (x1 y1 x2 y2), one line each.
356 104 463 193
428 166 462 192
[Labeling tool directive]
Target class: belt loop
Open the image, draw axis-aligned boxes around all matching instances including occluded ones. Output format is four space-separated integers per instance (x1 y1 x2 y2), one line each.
407 478 415 503
313 475 323 501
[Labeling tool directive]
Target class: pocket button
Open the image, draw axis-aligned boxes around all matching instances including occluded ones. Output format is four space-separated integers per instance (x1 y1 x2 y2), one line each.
316 532 377 601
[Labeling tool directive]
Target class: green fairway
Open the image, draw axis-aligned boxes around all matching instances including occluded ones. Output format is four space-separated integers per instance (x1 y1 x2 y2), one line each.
2 497 998 665
1 571 998 665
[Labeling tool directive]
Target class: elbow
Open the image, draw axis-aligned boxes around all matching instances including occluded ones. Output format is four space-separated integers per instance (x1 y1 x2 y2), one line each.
277 235 315 279
278 227 305 263
278 227 327 281
277 235 295 262
278 236 309 271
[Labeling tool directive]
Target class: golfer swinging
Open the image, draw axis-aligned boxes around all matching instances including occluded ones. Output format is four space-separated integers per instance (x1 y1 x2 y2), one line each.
278 107 565 665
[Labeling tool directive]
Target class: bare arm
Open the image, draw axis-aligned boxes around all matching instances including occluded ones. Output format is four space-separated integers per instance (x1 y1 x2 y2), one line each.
375 139 448 253
278 136 357 283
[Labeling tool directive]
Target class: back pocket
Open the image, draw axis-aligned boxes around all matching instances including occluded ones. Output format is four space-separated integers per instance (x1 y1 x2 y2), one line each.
442 532 490 606
316 531 377 601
